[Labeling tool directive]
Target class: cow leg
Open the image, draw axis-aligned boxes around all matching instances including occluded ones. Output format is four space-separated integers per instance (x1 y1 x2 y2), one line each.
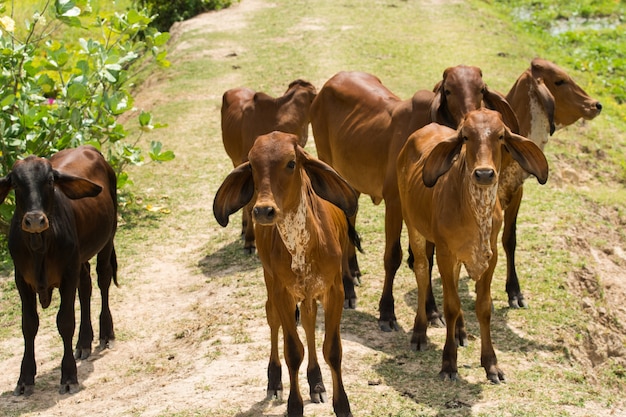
243 202 256 254
58 272 79 394
342 254 357 309
75 262 94 360
13 273 39 396
503 187 526 308
424 241 445 327
276 291 305 417
265 296 283 400
300 300 327 404
322 282 352 417
408 231 429 351
96 243 116 350
476 254 505 384
437 254 462 381
378 201 403 332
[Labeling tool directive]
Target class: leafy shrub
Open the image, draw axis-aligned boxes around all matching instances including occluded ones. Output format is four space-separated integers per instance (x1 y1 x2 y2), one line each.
135 0 234 32
0 0 174 227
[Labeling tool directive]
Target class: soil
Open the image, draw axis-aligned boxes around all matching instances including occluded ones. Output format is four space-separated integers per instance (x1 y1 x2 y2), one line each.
1 1 625 416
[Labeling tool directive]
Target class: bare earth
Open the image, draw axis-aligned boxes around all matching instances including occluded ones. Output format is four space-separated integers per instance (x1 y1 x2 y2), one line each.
1 1 625 416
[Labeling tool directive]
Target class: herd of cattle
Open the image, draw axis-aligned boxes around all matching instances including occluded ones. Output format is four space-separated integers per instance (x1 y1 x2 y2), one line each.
0 57 601 417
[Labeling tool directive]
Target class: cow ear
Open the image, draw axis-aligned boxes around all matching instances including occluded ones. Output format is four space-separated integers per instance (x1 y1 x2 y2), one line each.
532 79 556 135
54 171 103 199
504 130 549 184
483 86 520 134
430 82 456 129
300 148 359 217
213 162 255 227
0 174 13 203
422 133 463 187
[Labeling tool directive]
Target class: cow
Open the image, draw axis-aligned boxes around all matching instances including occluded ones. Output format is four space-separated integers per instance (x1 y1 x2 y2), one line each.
221 79 317 254
0 145 118 396
310 67 517 330
498 58 602 308
396 109 548 383
213 131 357 417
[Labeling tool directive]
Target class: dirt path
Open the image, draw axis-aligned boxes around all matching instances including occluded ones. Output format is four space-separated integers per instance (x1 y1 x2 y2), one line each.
1 0 625 416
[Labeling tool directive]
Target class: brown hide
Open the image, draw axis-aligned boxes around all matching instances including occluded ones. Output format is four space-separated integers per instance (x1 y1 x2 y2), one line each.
310 67 517 331
498 58 602 308
213 131 355 417
220 79 317 253
397 109 548 383
0 145 117 395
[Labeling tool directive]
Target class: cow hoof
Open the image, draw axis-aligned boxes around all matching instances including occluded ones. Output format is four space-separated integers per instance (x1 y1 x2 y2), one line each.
487 368 506 384
378 319 399 332
74 347 92 360
13 383 34 396
243 245 256 255
428 315 446 328
59 382 80 394
266 388 283 401
439 371 458 382
99 338 115 351
343 297 357 309
508 296 528 309
311 390 328 403
352 275 361 286
410 341 428 352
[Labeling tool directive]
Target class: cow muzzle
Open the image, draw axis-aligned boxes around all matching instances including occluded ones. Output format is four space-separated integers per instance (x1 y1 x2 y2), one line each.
473 168 497 186
22 211 50 233
253 204 278 225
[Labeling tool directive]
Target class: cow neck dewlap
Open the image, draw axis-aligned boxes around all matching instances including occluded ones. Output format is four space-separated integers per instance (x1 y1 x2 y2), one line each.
276 187 311 276
465 179 497 280
499 91 551 208
528 90 551 149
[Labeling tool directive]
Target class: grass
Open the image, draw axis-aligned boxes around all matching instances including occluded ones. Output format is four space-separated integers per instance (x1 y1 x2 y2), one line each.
1 0 626 415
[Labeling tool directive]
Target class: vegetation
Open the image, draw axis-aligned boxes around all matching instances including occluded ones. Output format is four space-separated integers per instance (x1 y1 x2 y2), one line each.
134 0 235 32
0 0 174 226
1 0 625 415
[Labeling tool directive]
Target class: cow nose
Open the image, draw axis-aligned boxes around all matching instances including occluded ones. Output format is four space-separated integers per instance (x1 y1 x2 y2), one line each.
22 211 49 233
253 205 276 224
474 168 496 185
595 102 602 112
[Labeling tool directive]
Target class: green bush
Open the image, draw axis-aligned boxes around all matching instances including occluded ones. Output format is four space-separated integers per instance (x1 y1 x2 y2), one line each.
135 0 234 32
0 0 174 227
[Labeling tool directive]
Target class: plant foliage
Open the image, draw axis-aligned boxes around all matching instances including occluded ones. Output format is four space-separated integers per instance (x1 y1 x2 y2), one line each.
0 0 174 226
134 0 234 32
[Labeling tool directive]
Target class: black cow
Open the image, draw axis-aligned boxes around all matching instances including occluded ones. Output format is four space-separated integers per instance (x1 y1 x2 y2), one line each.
0 145 118 396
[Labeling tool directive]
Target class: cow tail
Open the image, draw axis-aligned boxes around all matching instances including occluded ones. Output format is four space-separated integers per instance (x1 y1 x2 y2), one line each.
111 246 119 287
347 216 364 253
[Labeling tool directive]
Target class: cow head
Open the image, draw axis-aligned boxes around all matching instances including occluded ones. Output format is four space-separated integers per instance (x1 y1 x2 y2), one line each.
213 131 357 228
530 58 602 129
422 109 548 188
0 156 102 234
431 65 519 133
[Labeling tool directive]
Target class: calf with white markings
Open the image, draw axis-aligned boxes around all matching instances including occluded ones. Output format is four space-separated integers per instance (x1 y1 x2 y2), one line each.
0 145 118 396
397 110 548 383
214 131 357 417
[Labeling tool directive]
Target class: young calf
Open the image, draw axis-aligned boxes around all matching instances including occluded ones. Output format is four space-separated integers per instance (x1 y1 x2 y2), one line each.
221 80 317 254
0 145 118 395
214 131 356 417
396 109 548 383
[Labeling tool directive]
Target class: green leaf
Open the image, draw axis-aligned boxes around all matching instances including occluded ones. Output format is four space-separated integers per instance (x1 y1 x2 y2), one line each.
138 111 152 127
67 83 87 101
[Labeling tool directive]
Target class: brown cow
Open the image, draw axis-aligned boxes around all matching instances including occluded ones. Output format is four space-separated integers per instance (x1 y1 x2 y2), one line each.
310 67 517 330
397 109 548 383
221 79 317 253
0 145 118 395
499 58 602 308
213 131 357 417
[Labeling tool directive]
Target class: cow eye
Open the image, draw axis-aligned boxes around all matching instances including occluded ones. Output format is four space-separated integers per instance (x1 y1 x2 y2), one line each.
555 79 566 86
287 160 296 170
463 136 469 141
